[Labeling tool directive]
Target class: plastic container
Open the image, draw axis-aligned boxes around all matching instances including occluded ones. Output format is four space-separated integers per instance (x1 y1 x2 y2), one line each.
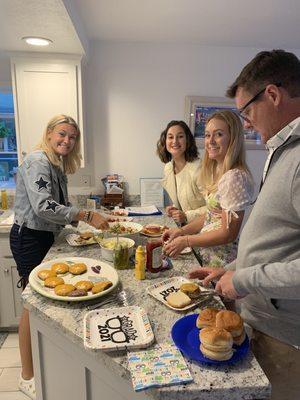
135 245 146 280
1 189 7 210
100 237 134 262
146 238 163 273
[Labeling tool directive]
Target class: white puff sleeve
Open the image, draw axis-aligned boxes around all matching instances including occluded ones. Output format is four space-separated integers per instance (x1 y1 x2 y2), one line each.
218 169 254 228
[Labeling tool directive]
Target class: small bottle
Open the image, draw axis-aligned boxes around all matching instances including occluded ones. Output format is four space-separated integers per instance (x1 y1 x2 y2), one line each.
135 245 146 280
1 189 7 210
146 238 163 274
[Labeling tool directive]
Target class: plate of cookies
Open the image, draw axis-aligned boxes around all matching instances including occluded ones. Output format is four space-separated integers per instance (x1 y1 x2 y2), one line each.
171 310 249 365
147 277 215 311
29 256 119 302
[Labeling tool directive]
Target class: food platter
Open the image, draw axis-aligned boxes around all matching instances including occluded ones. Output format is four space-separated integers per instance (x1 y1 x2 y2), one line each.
29 257 119 302
65 233 97 247
140 224 168 237
171 314 249 365
147 277 215 311
107 221 143 236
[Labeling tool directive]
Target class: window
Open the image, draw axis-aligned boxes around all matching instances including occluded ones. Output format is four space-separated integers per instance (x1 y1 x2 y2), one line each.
0 88 18 188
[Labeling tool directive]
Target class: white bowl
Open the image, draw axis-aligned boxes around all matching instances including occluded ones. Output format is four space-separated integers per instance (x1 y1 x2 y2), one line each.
99 237 135 262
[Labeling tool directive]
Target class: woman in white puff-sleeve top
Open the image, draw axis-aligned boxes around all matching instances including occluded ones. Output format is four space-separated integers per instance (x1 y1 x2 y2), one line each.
163 110 254 267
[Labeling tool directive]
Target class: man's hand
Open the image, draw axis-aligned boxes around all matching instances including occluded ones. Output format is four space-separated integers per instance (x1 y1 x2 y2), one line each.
188 267 226 286
215 271 244 299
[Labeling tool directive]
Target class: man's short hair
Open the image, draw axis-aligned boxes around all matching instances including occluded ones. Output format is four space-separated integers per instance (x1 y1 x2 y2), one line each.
226 49 300 98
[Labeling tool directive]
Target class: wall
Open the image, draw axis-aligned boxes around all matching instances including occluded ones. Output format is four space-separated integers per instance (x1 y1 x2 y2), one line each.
83 42 272 196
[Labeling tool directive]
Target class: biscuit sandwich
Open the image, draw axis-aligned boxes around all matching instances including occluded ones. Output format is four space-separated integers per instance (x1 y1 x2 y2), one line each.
200 327 233 361
215 310 245 345
166 291 192 309
196 308 220 328
180 282 201 299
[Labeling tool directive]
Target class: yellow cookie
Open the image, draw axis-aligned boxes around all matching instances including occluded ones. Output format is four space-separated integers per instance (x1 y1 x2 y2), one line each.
69 263 87 275
44 277 65 288
54 284 75 296
75 280 94 291
38 269 57 281
92 281 113 294
51 262 69 274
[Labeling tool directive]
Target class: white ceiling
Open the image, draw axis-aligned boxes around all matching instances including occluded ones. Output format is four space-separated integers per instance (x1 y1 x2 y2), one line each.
0 0 300 57
73 0 300 49
0 0 84 54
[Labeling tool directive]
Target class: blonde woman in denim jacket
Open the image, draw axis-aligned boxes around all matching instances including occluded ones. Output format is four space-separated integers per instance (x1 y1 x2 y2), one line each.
10 115 109 399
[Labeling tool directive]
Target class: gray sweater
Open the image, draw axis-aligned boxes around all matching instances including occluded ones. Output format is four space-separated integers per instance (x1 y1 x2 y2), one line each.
232 120 300 346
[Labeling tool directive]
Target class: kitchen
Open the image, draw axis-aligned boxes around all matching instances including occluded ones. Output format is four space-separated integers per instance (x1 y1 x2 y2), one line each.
1 1 300 399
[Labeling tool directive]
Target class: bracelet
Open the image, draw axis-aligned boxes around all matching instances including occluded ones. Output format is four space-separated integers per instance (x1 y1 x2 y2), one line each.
186 235 190 248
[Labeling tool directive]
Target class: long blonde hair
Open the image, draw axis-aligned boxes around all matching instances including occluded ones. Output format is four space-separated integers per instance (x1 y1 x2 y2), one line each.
36 114 82 174
199 110 251 194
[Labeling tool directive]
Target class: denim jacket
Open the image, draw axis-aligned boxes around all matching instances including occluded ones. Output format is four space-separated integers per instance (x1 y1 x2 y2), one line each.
14 150 79 232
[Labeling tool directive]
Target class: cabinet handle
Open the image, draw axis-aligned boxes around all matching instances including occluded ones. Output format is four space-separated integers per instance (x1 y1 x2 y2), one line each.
4 268 9 274
22 151 27 156
4 255 14 259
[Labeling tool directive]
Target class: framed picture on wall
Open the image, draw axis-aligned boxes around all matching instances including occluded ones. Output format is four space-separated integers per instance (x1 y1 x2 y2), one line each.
185 96 265 149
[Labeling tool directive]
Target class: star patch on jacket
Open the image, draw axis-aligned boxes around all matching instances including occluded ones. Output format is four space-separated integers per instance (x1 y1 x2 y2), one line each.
45 200 59 212
35 177 49 191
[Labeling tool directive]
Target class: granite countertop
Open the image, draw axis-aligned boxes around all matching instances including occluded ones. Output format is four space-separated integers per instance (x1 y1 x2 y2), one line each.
22 214 271 400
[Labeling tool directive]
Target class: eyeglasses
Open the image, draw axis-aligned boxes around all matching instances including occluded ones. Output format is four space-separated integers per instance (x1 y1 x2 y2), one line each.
238 83 282 122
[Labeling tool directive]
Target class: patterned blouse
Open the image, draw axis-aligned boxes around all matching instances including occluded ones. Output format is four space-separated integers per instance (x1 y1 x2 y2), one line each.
198 168 254 267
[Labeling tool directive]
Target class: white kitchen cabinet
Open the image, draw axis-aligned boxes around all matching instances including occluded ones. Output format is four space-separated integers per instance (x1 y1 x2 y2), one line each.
11 56 85 166
0 233 22 328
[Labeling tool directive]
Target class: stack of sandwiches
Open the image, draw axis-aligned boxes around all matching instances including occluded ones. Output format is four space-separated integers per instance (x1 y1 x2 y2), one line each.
196 308 246 361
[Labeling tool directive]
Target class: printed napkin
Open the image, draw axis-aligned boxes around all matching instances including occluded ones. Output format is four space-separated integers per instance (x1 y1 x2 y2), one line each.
127 341 193 391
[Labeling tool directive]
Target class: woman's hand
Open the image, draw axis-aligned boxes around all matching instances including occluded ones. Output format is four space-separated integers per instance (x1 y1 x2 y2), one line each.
162 227 182 242
163 236 188 258
165 206 187 223
89 212 109 230
188 267 226 286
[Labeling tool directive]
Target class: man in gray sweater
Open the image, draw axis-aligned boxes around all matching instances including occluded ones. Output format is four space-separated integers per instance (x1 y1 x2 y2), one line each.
189 50 300 400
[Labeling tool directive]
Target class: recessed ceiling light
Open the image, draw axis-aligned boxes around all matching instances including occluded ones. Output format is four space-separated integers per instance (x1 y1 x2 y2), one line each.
22 37 53 46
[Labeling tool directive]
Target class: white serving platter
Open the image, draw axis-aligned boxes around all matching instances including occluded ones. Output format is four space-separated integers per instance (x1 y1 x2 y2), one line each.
29 257 119 302
147 277 214 311
84 306 154 351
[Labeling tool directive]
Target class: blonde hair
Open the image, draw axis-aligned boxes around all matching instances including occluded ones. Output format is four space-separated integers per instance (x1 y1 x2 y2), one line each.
199 110 251 194
36 114 82 174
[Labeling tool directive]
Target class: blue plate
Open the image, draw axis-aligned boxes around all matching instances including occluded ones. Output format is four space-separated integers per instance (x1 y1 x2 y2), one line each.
171 314 249 365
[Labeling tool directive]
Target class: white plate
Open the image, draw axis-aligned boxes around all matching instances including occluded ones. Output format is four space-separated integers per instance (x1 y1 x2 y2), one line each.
107 221 143 236
147 277 213 311
140 225 167 237
29 257 119 302
65 233 97 247
84 306 154 351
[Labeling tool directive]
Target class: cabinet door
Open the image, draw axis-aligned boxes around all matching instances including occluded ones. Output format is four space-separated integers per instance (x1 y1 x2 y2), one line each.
11 56 84 165
0 257 22 328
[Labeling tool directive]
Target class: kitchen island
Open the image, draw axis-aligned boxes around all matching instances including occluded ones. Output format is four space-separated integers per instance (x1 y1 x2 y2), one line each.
23 215 271 400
